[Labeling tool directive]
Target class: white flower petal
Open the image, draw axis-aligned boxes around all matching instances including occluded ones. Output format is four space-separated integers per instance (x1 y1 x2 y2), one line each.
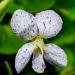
32 49 46 73
44 44 67 67
35 10 63 38
15 42 37 73
11 9 38 40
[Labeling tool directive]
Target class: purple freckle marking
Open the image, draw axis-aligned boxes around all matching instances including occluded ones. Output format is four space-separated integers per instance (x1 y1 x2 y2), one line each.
13 29 16 32
49 20 51 23
28 28 29 31
26 49 28 51
14 24 16 27
22 55 25 59
43 22 46 29
33 30 34 33
31 20 33 23
42 63 45 67
16 14 18 16
21 12 22 15
33 24 34 27
46 16 49 18
29 14 32 18
58 21 62 24
17 25 20 28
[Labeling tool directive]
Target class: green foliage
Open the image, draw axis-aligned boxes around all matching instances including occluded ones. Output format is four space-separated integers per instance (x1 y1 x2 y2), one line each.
7 0 55 13
0 0 75 75
0 25 25 54
51 16 75 46
59 67 75 75
0 0 11 22
55 0 75 20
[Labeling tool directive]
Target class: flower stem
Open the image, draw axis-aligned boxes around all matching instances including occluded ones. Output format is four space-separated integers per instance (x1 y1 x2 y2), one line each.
4 61 13 75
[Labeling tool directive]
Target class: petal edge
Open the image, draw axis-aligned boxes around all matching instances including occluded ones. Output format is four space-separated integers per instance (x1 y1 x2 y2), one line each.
15 42 36 73
44 44 67 67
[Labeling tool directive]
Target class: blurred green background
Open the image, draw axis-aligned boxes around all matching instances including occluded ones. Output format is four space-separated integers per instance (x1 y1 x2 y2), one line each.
0 0 75 75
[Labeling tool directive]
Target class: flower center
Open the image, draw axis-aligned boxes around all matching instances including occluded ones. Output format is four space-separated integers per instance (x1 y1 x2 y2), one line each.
33 36 45 54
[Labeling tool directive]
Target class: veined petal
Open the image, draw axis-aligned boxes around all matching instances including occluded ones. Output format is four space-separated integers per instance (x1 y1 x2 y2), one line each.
35 10 63 38
15 42 37 73
44 44 67 67
32 48 46 73
11 9 38 40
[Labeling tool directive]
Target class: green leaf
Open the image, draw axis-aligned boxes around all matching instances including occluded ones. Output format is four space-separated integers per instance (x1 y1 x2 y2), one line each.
7 0 55 13
26 0 55 13
50 16 75 46
7 3 24 13
55 0 75 20
0 0 12 22
7 0 28 13
59 67 75 75
65 48 75 67
0 25 25 55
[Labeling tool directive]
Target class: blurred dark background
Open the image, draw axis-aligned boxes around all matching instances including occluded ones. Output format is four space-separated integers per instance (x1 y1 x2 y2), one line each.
0 0 75 75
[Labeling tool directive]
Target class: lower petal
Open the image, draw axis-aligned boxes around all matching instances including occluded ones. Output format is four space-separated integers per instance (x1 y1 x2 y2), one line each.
15 42 36 73
32 48 46 73
44 44 67 67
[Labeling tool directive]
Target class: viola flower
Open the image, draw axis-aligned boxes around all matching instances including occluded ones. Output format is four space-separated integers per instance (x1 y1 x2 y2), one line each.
10 9 67 73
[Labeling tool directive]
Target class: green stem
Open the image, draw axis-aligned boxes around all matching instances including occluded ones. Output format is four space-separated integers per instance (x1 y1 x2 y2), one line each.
0 0 12 22
54 6 69 17
4 61 13 75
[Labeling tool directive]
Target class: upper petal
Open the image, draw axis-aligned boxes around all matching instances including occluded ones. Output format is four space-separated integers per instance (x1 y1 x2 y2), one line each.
32 48 46 73
35 10 63 38
15 42 37 73
44 44 67 67
11 9 38 40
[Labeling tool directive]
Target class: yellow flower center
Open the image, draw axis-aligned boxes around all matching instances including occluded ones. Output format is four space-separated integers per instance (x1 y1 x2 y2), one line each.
33 36 45 54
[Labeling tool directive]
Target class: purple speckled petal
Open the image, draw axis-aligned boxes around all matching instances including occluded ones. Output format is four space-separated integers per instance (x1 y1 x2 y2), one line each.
44 44 67 67
35 10 63 38
15 42 37 73
11 9 38 40
32 49 46 73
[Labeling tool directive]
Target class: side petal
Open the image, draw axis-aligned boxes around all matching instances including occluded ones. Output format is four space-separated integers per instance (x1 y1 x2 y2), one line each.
35 10 63 39
32 49 46 73
15 42 36 73
44 44 67 67
11 9 38 40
